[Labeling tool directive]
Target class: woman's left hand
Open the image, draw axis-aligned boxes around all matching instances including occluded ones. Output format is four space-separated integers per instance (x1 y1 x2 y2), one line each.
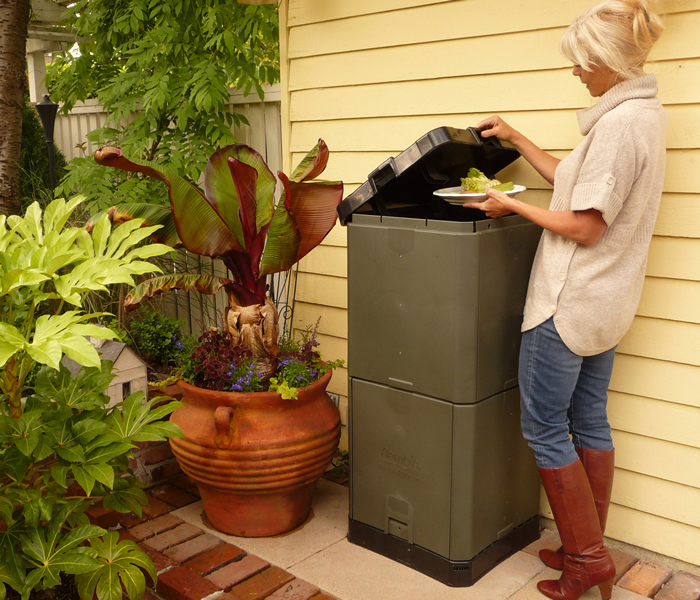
463 188 514 218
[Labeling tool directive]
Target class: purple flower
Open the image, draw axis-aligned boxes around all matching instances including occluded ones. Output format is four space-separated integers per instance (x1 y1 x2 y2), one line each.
232 383 242 391
296 375 303 381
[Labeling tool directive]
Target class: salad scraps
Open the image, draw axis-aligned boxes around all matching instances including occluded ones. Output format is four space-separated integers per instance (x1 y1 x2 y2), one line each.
460 168 514 193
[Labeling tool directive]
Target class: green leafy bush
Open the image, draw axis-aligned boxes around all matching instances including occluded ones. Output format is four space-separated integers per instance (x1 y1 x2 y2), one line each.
0 197 180 600
49 0 280 213
129 310 190 369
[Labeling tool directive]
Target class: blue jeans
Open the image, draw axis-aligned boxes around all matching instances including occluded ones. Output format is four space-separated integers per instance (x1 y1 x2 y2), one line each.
519 318 616 468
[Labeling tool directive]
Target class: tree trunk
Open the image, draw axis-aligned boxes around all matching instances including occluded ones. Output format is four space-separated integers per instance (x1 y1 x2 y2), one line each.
0 0 31 216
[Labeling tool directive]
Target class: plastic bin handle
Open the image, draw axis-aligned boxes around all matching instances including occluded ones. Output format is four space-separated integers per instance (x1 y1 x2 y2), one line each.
369 157 397 193
468 126 503 148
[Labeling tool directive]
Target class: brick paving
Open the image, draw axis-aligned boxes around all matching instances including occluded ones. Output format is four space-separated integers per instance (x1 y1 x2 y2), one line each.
93 466 694 600
617 559 674 598
524 529 697 600
95 473 339 600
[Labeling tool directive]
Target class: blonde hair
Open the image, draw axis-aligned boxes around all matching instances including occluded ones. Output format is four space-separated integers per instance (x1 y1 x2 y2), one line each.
560 0 664 80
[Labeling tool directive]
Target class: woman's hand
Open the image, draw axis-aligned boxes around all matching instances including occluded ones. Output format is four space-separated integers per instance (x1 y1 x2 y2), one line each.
477 115 520 145
463 188 514 218
476 115 560 185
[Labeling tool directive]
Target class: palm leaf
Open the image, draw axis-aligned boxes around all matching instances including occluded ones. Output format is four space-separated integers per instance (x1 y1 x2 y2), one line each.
94 147 241 257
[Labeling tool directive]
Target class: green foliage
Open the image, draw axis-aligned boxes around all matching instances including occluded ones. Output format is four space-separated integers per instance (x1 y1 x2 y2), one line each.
19 95 68 214
267 377 298 400
273 320 344 398
49 0 280 213
0 198 180 599
129 309 190 368
0 361 182 600
75 532 156 600
0 197 170 416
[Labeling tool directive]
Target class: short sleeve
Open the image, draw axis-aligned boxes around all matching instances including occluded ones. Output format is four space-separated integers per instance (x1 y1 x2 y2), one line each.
569 111 640 226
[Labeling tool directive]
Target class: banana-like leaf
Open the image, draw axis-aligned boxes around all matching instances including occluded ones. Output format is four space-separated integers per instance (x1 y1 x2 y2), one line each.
285 173 344 263
259 174 302 277
95 147 241 257
230 159 259 252
122 273 236 311
289 139 329 183
203 145 276 249
86 204 181 248
229 158 273 281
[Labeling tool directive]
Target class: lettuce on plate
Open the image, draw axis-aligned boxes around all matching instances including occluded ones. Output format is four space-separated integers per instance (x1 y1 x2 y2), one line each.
460 168 514 193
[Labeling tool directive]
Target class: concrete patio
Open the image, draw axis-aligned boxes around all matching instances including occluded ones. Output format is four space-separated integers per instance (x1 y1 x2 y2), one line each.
161 478 692 600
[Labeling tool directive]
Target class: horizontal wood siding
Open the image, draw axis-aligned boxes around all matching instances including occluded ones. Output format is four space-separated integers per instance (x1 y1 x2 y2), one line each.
282 0 700 563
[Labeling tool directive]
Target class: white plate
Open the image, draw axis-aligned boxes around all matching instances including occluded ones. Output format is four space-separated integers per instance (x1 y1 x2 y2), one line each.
434 184 527 204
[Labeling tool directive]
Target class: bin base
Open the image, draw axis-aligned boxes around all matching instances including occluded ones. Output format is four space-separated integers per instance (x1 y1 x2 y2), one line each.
347 515 540 587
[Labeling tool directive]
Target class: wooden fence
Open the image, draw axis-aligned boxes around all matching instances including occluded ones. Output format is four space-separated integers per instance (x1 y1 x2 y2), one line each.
54 85 293 337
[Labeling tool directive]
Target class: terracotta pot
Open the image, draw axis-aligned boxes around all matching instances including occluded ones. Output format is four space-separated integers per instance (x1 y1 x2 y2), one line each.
169 370 341 536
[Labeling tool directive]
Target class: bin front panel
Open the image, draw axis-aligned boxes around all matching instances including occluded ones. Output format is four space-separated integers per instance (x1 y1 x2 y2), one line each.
350 378 453 558
348 215 480 404
450 387 540 560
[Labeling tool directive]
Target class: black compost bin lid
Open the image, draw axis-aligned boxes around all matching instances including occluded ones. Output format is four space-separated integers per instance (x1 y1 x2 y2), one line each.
337 126 520 225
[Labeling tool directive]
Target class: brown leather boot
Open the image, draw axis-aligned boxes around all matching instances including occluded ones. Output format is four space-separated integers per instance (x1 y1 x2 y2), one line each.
537 460 616 600
539 448 615 570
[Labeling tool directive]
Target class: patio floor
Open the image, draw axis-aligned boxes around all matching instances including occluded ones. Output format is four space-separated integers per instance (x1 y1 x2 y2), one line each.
97 475 700 600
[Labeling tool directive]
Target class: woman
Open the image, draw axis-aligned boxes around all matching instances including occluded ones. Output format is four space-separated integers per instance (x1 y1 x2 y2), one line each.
465 2 665 600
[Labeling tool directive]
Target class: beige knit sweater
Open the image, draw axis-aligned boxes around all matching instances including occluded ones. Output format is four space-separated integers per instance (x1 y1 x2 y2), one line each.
522 74 667 356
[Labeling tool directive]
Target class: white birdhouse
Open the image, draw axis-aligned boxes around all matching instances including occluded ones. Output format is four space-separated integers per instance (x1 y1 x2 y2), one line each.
61 341 148 409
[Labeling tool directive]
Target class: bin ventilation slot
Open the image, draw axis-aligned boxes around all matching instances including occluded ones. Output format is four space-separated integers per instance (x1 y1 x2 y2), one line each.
385 495 414 544
453 565 470 572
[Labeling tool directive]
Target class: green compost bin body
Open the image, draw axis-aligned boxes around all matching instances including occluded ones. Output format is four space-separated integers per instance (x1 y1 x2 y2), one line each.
347 212 542 566
347 212 540 404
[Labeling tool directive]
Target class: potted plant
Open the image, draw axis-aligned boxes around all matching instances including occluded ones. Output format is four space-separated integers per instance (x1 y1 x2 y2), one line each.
0 198 181 600
92 141 344 536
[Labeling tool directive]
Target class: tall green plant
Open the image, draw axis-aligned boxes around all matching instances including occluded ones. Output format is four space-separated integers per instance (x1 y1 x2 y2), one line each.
0 198 182 600
49 0 280 213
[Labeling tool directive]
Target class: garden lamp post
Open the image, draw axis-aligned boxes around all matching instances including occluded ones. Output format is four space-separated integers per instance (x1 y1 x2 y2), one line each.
36 95 59 195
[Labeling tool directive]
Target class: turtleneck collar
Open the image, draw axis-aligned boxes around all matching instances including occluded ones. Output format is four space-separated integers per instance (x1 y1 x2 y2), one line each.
577 74 659 135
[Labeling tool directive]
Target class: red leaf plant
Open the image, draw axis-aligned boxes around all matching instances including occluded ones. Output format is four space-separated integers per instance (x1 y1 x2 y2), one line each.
90 141 343 376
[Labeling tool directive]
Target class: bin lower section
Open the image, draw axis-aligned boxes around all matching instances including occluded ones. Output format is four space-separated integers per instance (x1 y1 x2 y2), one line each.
348 378 541 585
348 515 540 587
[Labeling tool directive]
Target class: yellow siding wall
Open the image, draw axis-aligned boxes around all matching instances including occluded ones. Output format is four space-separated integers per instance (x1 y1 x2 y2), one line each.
280 0 700 564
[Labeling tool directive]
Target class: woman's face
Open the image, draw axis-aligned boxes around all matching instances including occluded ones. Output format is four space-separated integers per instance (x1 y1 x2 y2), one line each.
572 64 619 97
